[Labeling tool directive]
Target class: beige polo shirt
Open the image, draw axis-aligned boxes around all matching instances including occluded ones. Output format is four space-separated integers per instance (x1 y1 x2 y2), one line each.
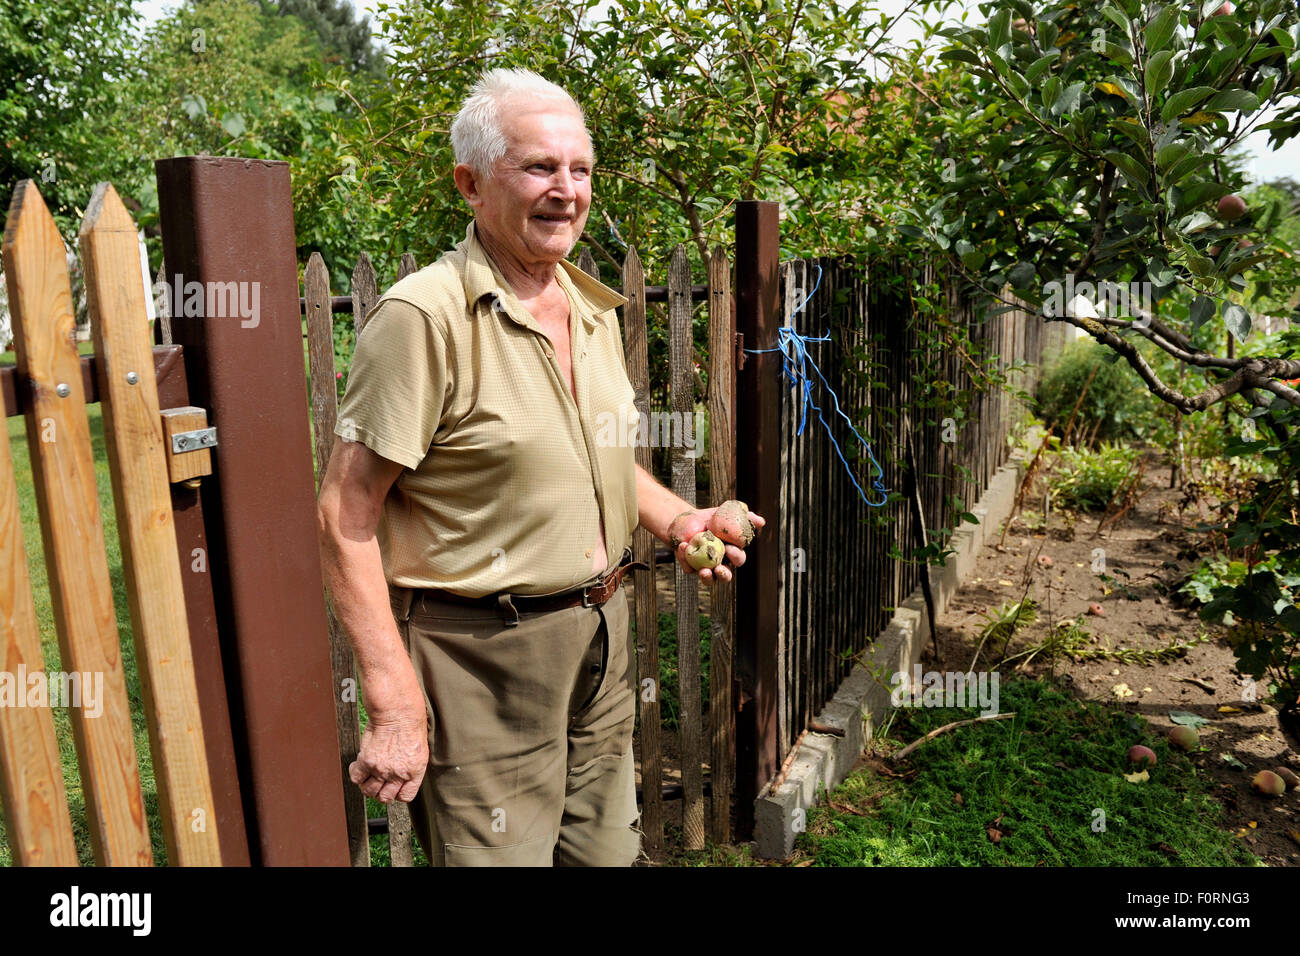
335 220 639 597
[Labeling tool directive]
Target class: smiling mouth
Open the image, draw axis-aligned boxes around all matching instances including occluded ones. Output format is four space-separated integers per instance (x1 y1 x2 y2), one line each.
533 213 573 223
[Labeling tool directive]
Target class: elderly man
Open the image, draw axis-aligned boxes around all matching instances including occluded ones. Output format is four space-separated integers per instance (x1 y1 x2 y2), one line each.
316 68 764 867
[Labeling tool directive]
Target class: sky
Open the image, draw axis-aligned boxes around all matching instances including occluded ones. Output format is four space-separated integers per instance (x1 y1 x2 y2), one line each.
133 0 1298 184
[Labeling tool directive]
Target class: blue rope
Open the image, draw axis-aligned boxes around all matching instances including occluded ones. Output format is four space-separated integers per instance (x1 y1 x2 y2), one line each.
743 264 890 509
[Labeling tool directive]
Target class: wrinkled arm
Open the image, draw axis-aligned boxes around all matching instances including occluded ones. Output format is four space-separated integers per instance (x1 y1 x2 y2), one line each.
316 436 425 724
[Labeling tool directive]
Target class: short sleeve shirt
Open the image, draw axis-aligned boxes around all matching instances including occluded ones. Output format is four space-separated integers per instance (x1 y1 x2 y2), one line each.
334 220 639 597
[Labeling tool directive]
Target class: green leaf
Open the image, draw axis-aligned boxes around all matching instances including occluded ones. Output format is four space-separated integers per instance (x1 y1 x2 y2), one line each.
1221 752 1247 771
1145 5 1179 52
1169 710 1210 728
940 49 983 66
1177 211 1215 233
1051 81 1084 117
1144 49 1174 95
1042 76 1061 110
1105 149 1148 186
1185 292 1211 329
1008 261 1037 287
1223 302 1252 341
1160 85 1214 122
956 239 986 269
221 112 246 138
182 93 207 121
1025 52 1059 83
988 8 1011 50
1102 4 1131 33
1204 87 1261 113
1154 141 1189 169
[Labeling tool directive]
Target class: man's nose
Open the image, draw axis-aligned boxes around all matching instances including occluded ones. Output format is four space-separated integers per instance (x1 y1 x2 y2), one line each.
548 166 578 199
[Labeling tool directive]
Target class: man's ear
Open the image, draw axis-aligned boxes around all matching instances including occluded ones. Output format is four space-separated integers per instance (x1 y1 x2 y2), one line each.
453 163 482 208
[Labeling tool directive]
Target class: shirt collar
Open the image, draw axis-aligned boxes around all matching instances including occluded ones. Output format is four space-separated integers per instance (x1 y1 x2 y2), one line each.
459 220 627 332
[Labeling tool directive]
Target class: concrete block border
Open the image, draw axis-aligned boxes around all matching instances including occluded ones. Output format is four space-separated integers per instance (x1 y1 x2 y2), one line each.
752 457 1026 859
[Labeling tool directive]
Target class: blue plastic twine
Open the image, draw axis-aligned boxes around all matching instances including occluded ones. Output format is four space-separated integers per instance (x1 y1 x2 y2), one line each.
743 264 890 509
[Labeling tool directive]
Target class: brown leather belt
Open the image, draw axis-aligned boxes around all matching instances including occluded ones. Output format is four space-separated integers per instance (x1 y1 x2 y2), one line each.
418 550 648 613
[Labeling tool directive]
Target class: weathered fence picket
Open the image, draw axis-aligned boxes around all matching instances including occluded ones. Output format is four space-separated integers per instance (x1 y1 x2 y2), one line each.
81 183 221 866
2 180 222 866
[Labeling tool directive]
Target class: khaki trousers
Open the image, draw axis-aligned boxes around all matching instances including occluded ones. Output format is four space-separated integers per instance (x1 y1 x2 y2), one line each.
387 582 642 866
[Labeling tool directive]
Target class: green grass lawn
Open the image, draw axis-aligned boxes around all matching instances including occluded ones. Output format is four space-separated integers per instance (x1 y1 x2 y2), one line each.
792 677 1260 867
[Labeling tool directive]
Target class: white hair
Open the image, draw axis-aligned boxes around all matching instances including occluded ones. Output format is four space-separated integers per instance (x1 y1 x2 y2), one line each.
450 68 590 178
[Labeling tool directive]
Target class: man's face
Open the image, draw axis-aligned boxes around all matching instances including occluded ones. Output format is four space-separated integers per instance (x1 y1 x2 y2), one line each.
463 98 593 268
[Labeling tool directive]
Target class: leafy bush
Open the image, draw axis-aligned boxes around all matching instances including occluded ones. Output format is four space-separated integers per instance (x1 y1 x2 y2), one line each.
1188 401 1300 717
1034 340 1157 444
1048 442 1140 511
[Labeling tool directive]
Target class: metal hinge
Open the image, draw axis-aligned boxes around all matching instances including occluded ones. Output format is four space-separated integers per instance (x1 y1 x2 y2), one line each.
171 426 218 454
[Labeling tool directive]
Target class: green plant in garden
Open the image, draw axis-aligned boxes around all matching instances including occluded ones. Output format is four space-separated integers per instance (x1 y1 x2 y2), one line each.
1187 401 1300 716
913 0 1300 430
1048 441 1142 510
1035 339 1158 442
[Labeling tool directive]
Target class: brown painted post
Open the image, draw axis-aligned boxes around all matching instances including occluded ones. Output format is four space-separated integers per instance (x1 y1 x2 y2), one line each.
153 345 252 866
733 200 781 839
155 156 349 865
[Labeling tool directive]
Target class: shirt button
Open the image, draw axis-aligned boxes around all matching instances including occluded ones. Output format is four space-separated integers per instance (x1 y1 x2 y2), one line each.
586 548 593 558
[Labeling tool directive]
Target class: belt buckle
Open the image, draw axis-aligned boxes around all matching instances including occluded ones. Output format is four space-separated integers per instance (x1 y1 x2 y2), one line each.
581 584 597 609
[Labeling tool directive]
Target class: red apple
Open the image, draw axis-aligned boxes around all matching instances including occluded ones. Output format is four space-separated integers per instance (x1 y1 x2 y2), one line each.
1210 2 1233 15
1128 745 1157 767
1217 194 1247 221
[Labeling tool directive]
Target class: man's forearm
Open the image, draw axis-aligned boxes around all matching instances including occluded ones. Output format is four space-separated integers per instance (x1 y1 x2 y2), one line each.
635 463 696 544
317 507 424 718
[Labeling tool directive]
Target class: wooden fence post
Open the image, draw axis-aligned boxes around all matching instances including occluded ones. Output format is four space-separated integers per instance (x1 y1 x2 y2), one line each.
667 246 705 850
304 253 369 867
733 200 781 840
706 245 735 845
155 156 349 865
621 246 665 860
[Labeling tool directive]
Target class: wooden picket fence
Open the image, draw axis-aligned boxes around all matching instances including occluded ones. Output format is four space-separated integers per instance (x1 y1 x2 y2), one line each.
296 239 737 863
0 181 220 865
769 256 1068 768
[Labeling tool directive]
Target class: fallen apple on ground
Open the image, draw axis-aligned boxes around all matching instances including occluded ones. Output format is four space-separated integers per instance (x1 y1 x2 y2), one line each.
1252 770 1286 796
1128 744 1157 767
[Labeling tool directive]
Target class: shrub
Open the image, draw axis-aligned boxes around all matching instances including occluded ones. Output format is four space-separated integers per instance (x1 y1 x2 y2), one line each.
1048 442 1141 511
1035 339 1156 444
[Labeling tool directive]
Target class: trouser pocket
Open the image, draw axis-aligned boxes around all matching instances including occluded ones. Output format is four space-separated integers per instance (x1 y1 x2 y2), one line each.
443 832 556 867
568 621 608 722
